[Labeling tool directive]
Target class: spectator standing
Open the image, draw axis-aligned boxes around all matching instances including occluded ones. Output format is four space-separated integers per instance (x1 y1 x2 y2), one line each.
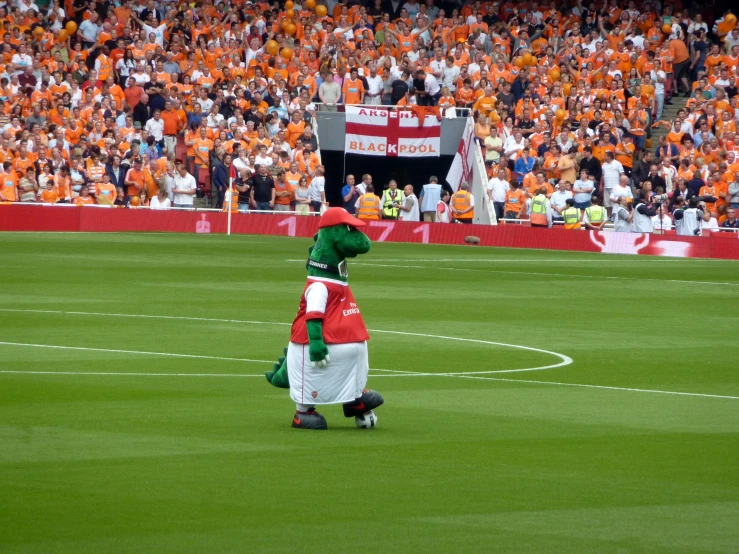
274 170 295 212
309 166 326 213
294 177 311 215
550 182 573 223
342 174 360 214
172 162 197 209
251 165 275 211
601 152 624 216
487 169 510 222
211 148 228 210
573 170 595 210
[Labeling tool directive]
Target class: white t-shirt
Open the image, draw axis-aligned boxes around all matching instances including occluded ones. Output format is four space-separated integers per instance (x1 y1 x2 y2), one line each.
602 160 624 190
150 196 171 210
309 176 325 202
173 172 197 206
651 70 666 95
399 193 420 221
487 178 509 203
609 184 633 204
651 214 672 232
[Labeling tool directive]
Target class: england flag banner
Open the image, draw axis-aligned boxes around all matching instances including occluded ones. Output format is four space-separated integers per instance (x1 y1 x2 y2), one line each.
345 106 441 157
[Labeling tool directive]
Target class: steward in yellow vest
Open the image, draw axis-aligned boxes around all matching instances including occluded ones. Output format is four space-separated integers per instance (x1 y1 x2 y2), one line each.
381 182 404 219
561 199 582 230
357 184 381 220
530 188 550 227
583 195 607 230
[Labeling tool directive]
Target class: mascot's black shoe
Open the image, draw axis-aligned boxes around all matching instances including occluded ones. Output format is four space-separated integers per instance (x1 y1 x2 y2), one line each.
343 389 384 418
292 409 328 430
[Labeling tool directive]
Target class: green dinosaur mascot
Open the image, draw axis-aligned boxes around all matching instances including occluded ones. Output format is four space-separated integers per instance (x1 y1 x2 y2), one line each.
265 207 384 430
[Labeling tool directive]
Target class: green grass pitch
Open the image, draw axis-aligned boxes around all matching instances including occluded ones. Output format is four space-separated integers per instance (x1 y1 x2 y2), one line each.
0 232 737 553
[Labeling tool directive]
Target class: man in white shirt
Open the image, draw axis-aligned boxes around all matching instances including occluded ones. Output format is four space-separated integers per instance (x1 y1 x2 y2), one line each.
650 59 667 121
417 69 440 105
609 175 634 208
487 168 509 222
550 182 573 222
144 109 165 143
601 151 624 214
364 66 384 105
441 57 460 92
308 166 326 212
172 162 197 208
503 130 525 157
398 184 420 221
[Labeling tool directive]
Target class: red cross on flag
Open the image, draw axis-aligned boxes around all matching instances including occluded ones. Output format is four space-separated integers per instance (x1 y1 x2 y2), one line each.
345 106 441 157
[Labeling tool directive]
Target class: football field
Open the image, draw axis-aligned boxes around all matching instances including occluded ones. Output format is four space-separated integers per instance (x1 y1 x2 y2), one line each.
0 232 737 553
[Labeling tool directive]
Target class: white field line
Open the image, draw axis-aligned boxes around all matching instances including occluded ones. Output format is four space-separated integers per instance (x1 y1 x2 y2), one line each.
343 261 739 287
0 309 572 374
1 309 733 400
1 363 735 400
0 341 273 364
361 368 739 400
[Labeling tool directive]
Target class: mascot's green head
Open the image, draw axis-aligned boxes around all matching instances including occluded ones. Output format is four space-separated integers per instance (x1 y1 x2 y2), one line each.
307 208 371 282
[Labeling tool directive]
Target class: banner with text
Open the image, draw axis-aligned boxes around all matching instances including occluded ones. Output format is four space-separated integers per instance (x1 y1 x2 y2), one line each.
344 106 441 157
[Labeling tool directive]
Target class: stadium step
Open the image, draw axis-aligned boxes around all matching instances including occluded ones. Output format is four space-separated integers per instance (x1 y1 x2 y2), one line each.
649 95 684 153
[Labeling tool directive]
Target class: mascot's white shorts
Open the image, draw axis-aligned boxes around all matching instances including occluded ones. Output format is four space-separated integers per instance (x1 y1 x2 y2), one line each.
287 341 369 405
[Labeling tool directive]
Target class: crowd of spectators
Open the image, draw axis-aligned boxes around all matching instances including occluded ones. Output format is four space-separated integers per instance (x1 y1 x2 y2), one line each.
0 0 736 235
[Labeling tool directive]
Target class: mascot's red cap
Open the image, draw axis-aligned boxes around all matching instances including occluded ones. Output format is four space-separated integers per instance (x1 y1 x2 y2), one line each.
318 207 366 229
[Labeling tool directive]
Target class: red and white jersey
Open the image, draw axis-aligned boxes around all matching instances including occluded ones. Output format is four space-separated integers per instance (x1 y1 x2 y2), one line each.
290 277 370 345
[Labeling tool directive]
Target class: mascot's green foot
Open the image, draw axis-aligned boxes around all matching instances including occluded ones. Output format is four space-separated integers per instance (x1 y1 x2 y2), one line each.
265 347 290 388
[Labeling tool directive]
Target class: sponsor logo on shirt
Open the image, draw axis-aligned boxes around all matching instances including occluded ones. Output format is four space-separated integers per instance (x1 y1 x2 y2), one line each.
343 302 361 317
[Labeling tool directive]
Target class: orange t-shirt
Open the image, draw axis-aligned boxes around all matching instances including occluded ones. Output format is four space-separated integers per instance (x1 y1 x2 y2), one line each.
193 137 213 164
274 181 295 205
124 168 145 197
342 78 364 104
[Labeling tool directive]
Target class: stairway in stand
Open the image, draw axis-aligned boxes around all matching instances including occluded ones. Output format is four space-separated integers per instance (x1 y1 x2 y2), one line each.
649 95 684 155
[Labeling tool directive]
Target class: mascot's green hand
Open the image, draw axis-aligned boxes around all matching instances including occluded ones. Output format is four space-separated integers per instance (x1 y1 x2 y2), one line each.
307 319 330 368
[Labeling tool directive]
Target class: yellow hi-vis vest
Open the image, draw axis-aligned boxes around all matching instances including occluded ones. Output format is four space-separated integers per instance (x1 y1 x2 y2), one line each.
585 205 606 224
530 194 548 225
357 193 381 220
562 206 582 229
381 188 404 218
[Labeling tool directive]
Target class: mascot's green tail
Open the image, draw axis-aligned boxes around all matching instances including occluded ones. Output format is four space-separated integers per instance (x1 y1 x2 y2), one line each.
265 347 290 388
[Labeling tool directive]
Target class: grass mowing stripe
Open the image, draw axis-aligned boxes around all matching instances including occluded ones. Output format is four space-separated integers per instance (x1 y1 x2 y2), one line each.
349 261 739 286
